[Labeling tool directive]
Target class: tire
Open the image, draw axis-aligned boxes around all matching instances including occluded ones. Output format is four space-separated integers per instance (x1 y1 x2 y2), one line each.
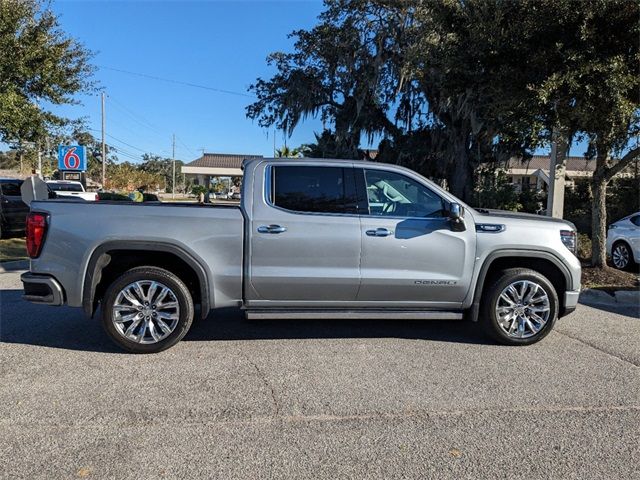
101 266 194 353
611 241 633 271
481 268 558 346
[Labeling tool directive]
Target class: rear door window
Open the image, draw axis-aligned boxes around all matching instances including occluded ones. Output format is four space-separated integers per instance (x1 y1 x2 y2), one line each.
47 183 84 192
1 181 22 196
271 166 358 214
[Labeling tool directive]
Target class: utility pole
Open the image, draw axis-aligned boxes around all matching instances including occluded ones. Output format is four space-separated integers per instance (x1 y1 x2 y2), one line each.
101 92 106 189
37 147 42 179
172 133 176 199
546 128 567 218
45 137 51 176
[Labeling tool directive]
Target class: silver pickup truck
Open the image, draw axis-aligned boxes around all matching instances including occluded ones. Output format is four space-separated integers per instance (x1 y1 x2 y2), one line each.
21 158 581 353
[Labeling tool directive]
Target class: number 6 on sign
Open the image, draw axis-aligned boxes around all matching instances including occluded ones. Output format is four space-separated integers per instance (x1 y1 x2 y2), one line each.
58 145 87 171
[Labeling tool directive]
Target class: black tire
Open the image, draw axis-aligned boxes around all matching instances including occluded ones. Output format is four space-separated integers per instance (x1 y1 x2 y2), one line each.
611 241 633 271
101 266 194 353
480 268 558 346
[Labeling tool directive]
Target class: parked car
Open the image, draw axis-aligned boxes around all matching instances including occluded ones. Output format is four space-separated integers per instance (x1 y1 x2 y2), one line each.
46 180 98 201
0 178 29 238
21 158 581 353
606 212 640 270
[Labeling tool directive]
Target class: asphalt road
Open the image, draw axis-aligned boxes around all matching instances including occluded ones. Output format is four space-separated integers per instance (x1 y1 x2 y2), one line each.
1 270 638 479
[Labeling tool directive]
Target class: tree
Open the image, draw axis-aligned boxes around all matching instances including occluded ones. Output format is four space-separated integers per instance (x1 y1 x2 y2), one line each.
247 0 547 201
0 0 95 147
247 0 414 159
275 145 302 158
139 154 183 192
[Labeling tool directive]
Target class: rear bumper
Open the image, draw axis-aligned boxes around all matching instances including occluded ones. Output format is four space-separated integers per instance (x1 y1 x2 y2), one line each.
21 272 65 306
561 290 580 317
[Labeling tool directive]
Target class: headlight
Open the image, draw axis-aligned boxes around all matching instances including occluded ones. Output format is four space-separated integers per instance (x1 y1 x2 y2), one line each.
560 230 577 255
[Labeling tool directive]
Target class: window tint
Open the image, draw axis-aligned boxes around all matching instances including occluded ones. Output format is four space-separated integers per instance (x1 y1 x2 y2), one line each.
1 181 22 196
364 169 444 217
631 215 640 227
47 183 84 192
272 166 358 214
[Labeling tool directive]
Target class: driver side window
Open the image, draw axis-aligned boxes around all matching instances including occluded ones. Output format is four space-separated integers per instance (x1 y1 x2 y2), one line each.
364 169 445 218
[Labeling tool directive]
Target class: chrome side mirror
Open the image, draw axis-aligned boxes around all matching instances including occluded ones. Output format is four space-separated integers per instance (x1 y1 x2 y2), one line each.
448 202 466 231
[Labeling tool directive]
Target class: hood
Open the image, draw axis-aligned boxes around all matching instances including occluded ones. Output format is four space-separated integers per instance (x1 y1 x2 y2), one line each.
473 208 576 229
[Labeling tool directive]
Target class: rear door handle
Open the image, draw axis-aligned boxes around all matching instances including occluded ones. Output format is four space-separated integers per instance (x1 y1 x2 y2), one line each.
257 224 287 234
366 227 393 237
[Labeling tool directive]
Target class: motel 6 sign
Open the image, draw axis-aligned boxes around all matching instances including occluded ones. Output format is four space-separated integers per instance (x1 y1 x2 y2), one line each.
58 145 87 171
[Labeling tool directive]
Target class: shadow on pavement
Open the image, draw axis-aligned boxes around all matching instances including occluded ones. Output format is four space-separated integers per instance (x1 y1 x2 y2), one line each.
1 290 491 353
578 299 640 318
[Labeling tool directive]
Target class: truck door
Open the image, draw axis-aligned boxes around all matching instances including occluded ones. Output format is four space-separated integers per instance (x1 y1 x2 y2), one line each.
356 167 476 306
247 163 363 305
1 180 28 231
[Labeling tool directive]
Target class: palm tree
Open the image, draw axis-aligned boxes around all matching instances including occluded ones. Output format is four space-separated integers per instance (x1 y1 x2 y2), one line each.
275 145 302 158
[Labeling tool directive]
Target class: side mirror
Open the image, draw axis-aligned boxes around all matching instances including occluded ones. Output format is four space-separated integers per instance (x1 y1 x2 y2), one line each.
448 202 466 232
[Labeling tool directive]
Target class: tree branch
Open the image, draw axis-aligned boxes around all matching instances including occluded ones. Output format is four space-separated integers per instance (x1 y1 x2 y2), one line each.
605 146 640 180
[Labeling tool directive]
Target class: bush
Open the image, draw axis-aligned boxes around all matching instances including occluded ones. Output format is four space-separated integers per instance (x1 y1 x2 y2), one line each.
191 185 207 196
577 233 592 261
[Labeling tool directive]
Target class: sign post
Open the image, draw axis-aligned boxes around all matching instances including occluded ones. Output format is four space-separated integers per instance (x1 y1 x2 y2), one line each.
58 145 88 186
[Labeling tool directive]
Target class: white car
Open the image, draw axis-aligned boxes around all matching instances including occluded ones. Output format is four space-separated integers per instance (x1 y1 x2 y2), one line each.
46 180 97 202
606 212 640 270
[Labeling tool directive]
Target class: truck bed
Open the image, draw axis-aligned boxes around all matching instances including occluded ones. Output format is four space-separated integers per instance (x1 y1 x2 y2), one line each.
29 199 245 309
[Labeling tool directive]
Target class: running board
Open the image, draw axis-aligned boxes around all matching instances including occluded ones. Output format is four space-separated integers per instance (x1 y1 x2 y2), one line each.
245 310 463 320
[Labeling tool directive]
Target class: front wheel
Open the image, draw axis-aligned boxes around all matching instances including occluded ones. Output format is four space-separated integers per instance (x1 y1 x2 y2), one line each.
481 268 558 345
101 266 194 353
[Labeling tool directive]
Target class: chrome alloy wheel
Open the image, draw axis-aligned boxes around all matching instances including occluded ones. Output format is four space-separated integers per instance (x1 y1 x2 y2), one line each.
112 280 180 344
495 280 550 339
612 244 630 269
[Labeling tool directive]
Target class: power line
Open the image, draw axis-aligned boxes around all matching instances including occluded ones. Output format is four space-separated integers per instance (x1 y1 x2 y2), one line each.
105 94 199 159
175 135 197 158
99 65 256 98
107 96 166 138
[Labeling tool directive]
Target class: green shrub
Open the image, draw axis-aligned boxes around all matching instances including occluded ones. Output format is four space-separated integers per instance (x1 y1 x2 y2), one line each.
191 185 207 196
577 233 592 261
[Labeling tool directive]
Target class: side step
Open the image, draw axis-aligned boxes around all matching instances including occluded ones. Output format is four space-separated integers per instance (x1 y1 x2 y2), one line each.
245 310 463 320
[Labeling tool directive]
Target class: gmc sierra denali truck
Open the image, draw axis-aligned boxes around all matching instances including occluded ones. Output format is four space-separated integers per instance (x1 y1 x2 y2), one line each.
21 158 581 353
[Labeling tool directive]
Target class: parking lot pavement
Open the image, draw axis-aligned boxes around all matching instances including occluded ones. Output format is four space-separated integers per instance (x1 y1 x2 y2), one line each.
1 270 638 480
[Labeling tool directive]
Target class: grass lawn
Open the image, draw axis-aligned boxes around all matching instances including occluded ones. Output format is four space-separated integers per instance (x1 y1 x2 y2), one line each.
0 237 27 263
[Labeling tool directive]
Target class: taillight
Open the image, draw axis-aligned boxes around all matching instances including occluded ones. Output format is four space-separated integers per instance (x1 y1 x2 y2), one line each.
94 193 99 201
26 212 48 258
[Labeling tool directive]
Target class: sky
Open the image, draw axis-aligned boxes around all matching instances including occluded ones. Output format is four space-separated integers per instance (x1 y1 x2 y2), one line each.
48 0 327 163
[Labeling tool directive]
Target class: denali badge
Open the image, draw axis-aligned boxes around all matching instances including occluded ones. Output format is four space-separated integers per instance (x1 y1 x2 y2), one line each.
414 280 457 285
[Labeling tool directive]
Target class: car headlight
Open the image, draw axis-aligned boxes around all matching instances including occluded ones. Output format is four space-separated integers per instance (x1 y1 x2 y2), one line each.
560 230 577 255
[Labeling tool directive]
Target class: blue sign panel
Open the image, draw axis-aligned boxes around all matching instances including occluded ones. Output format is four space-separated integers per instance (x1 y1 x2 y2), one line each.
58 145 87 171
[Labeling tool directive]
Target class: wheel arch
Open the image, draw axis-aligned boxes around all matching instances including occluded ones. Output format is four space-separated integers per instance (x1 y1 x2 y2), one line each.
468 250 573 322
82 241 211 319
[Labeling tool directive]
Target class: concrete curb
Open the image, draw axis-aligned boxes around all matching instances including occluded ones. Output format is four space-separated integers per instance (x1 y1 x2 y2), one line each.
0 260 28 273
580 288 640 306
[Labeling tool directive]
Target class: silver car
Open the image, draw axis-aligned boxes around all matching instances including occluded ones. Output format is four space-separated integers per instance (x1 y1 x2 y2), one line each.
607 212 640 270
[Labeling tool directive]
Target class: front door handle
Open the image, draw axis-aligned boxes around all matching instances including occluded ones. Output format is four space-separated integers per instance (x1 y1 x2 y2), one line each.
257 224 287 234
366 227 393 237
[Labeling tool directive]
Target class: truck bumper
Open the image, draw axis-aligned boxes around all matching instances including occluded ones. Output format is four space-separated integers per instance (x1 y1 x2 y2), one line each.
21 272 65 306
561 290 580 317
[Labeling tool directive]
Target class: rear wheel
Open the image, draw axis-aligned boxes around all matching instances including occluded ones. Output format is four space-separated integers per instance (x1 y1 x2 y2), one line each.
611 241 633 270
481 268 558 345
101 266 194 353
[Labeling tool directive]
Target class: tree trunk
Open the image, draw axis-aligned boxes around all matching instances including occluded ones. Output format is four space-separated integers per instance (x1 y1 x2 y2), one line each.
447 137 474 202
590 174 608 267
